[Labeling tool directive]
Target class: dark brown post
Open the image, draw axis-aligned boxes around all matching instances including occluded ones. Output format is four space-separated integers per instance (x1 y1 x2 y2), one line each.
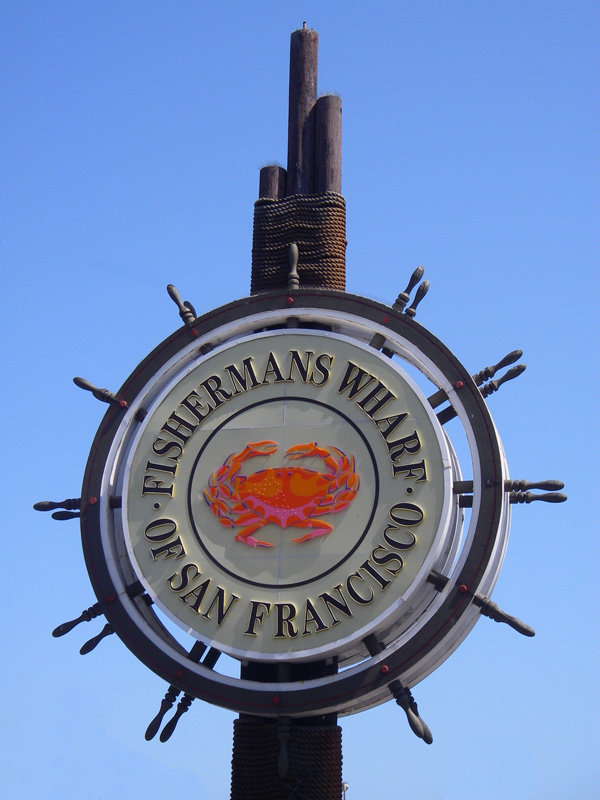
251 26 346 292
315 94 342 194
259 165 287 200
237 27 347 798
286 24 319 195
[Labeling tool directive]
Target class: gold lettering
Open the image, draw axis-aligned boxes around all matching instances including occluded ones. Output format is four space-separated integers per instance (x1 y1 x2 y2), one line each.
225 357 261 394
287 350 313 382
274 602 299 638
181 578 212 614
346 571 375 604
161 411 198 444
310 353 334 385
319 584 353 626
180 390 214 422
302 598 329 635
388 431 421 461
262 352 287 384
245 601 272 636
201 586 239 626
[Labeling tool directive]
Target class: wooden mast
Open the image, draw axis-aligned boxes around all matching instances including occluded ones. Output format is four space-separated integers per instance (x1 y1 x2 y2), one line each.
232 26 345 800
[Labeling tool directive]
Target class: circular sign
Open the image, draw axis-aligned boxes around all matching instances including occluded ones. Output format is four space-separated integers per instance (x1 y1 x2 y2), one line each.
80 291 509 717
121 331 453 661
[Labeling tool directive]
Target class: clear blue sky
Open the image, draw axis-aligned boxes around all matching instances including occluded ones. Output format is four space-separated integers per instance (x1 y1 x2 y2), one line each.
2 2 598 798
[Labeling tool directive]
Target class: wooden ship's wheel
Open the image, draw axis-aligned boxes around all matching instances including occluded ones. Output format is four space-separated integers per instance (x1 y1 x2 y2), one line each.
35 26 566 800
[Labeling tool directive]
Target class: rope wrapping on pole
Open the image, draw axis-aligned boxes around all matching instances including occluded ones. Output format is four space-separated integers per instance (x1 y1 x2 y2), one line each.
230 716 343 800
251 193 346 293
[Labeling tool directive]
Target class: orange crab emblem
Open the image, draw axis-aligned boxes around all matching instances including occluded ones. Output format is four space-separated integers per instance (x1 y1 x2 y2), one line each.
203 440 359 548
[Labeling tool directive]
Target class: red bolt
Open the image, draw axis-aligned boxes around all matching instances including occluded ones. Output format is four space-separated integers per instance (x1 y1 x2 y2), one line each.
272 695 280 705
119 400 128 408
381 665 389 675
89 496 98 505
107 594 116 604
286 297 294 306
455 381 464 389
458 584 468 593
383 315 390 323
176 669 184 679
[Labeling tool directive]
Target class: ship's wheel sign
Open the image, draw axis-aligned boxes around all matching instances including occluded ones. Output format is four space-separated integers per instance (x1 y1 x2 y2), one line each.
37 280 566 741
122 328 453 662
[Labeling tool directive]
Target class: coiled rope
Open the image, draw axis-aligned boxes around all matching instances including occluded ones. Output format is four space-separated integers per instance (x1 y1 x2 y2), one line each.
251 193 346 294
230 716 343 800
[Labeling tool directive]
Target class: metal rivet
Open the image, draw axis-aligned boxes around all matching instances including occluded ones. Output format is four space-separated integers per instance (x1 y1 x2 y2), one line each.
458 584 468 593
119 400 128 408
381 665 389 674
89 497 98 505
286 297 294 306
455 381 464 389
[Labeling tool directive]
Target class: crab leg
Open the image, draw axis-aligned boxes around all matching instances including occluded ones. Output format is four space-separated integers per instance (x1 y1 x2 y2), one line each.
234 519 274 548
290 518 333 543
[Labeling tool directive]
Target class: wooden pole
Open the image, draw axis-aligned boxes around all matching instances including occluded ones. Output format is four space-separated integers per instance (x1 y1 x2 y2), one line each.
259 165 287 199
240 27 346 795
286 24 319 195
315 94 342 194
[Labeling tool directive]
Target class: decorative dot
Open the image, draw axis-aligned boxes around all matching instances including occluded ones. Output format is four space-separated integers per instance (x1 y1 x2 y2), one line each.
272 695 280 705
153 503 161 510
286 297 294 306
107 594 116 604
455 380 464 390
89 497 98 505
176 669 184 679
458 584 468 594
380 665 389 675
406 487 414 495
383 315 390 323
119 399 128 408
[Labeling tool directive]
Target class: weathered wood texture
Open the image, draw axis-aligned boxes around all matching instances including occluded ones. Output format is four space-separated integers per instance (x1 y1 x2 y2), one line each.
315 95 342 194
259 165 287 199
252 27 345 294
286 26 319 195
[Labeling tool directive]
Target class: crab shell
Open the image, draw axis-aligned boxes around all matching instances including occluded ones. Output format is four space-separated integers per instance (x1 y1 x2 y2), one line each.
233 466 341 526
203 442 359 547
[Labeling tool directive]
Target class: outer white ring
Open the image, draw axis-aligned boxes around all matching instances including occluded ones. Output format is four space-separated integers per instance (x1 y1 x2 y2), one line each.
113 328 455 662
93 306 509 715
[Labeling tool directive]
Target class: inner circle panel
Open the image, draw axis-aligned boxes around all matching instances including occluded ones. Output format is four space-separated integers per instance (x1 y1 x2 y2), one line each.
121 329 453 661
188 396 378 589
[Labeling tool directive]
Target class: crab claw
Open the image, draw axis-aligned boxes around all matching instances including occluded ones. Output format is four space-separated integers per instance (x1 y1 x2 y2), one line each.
290 518 333 543
234 522 274 548
242 440 278 458
253 439 278 452
285 443 331 459
244 536 274 548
